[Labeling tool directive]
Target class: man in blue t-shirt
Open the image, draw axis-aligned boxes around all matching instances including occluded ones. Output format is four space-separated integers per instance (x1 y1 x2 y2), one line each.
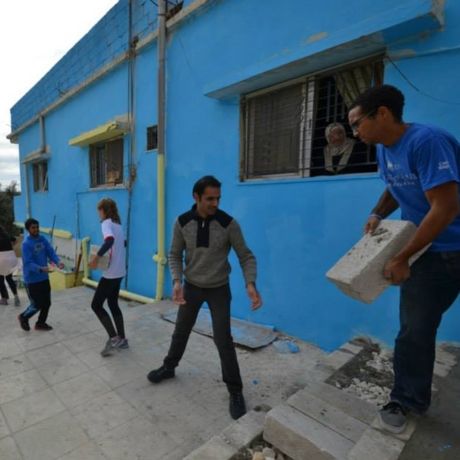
348 85 460 434
18 218 64 332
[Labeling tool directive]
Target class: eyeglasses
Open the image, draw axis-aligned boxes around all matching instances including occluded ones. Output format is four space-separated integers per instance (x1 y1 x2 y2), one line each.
350 110 376 133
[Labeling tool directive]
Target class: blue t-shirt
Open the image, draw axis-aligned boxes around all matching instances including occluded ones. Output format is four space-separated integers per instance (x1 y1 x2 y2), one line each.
22 235 60 284
377 123 460 252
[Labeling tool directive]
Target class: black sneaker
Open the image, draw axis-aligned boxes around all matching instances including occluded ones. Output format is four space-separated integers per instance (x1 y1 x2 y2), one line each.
35 323 53 331
18 314 30 331
147 365 175 383
229 392 247 420
378 401 408 434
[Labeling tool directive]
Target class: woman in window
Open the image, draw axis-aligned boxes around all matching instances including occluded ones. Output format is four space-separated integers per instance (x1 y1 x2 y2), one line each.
323 122 356 174
89 198 128 356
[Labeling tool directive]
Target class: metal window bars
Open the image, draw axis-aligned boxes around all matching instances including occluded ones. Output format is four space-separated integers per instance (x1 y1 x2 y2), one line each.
242 58 384 180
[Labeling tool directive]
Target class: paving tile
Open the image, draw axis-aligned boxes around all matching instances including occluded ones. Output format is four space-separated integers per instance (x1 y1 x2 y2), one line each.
1 387 66 432
70 391 138 439
14 411 89 460
0 369 48 405
26 342 73 367
57 441 109 460
62 332 104 354
0 339 24 359
93 357 148 389
0 409 10 439
53 372 111 408
37 354 89 385
0 354 34 379
0 436 22 460
97 416 177 460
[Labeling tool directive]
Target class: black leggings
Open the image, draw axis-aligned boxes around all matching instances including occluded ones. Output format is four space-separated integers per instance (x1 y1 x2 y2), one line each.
91 277 125 339
0 274 18 299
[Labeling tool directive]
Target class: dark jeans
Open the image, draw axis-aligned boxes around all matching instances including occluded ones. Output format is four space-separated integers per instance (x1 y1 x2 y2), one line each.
22 280 51 324
164 282 243 394
91 277 125 339
391 251 460 413
0 274 17 298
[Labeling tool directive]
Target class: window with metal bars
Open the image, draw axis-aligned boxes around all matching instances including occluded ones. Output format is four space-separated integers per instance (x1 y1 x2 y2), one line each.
32 161 48 192
90 138 124 188
241 58 384 180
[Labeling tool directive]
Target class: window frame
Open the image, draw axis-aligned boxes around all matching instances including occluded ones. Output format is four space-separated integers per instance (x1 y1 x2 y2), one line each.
32 161 48 193
89 137 124 189
240 54 384 181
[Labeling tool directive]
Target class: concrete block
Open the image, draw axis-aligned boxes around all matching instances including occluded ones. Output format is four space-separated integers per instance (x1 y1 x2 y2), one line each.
183 409 267 460
264 404 353 460
288 390 368 443
295 382 376 425
326 220 428 304
220 409 267 448
347 427 405 460
182 435 237 460
324 349 356 371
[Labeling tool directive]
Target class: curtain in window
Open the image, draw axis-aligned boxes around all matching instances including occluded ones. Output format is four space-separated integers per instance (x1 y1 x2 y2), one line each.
334 62 383 109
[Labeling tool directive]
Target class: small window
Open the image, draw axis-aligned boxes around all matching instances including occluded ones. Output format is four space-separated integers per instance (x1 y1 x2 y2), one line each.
90 138 124 188
32 161 48 192
147 125 158 151
241 58 384 180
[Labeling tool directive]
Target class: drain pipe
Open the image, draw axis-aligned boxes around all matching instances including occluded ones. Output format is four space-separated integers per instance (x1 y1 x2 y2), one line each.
152 0 167 301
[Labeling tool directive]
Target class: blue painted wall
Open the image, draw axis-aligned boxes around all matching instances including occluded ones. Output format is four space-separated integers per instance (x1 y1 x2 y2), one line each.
12 0 460 351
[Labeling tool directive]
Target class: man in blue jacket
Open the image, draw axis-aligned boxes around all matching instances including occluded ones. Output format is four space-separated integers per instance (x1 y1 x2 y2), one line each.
18 218 64 331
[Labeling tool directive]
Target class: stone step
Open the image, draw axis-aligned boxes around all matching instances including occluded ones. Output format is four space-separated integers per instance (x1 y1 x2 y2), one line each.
183 407 268 460
293 381 375 426
264 403 354 460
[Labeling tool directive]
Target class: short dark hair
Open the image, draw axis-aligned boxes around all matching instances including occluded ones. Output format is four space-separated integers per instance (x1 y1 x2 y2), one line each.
193 176 222 197
350 85 405 122
25 218 39 231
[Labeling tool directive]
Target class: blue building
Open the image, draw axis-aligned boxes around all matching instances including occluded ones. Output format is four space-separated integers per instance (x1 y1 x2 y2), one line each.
8 0 460 350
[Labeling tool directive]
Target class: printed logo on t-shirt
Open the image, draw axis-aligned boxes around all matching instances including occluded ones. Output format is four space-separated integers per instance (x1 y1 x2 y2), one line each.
438 160 451 171
34 243 44 254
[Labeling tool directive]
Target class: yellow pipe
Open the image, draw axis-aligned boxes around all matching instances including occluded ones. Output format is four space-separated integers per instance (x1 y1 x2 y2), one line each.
153 152 167 301
81 237 156 304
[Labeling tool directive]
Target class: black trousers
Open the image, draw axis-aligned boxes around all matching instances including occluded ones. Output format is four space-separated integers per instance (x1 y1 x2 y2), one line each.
0 274 17 299
22 280 51 324
91 277 125 339
164 282 243 393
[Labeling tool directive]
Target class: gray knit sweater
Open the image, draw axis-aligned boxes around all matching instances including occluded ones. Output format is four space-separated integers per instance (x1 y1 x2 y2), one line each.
168 206 257 288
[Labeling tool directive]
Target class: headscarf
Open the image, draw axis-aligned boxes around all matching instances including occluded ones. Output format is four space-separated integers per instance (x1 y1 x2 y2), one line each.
323 123 355 174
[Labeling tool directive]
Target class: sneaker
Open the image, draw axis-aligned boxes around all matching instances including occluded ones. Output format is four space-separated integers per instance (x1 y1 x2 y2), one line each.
0 298 8 305
14 296 21 307
229 392 247 420
35 323 53 331
378 401 408 434
147 365 175 383
100 337 120 357
115 338 129 350
18 314 30 331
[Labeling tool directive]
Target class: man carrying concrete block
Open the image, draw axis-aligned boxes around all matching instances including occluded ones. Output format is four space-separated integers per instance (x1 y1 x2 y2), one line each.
348 85 460 434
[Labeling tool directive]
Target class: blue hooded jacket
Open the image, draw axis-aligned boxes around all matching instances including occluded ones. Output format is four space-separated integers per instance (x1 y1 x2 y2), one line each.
22 235 60 284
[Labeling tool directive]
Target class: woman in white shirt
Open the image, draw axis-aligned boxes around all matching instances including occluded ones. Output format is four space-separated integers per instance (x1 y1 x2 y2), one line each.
89 198 128 356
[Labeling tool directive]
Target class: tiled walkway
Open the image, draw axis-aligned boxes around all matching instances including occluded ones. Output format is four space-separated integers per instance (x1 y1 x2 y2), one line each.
0 287 324 460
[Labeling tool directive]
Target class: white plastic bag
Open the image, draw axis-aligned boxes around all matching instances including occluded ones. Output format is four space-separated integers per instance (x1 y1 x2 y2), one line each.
0 250 18 276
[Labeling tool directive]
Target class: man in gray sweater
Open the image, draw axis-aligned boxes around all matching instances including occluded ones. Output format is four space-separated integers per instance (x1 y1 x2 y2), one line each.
147 176 262 419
